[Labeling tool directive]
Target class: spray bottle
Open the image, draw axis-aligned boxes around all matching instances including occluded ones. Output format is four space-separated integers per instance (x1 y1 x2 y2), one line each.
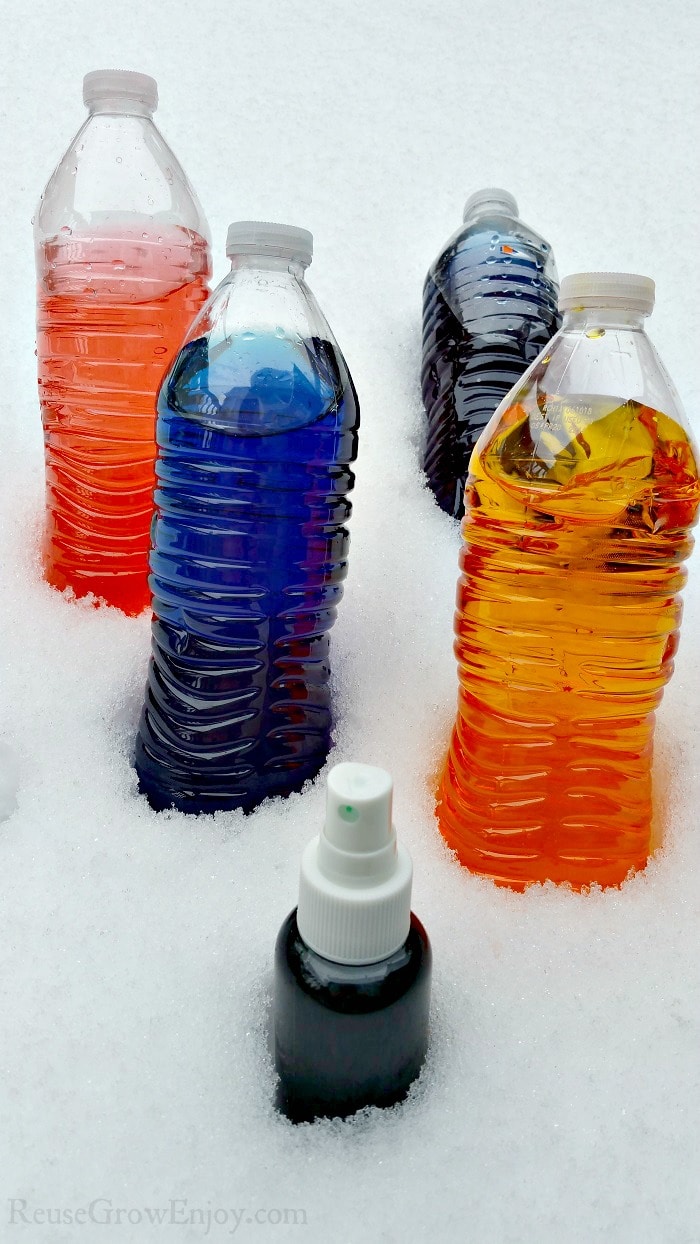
273 763 432 1123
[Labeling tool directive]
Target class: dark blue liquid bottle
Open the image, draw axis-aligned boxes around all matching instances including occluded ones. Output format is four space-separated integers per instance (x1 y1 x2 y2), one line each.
422 188 561 519
134 223 359 814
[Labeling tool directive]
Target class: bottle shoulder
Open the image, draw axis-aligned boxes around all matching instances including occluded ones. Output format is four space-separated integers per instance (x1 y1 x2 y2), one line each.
160 270 359 437
429 214 558 283
35 112 210 242
275 910 430 1014
470 325 700 521
425 216 559 329
493 323 695 439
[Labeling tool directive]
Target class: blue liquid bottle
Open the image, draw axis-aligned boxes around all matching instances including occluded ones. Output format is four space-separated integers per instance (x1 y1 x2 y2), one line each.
422 188 561 518
134 222 359 814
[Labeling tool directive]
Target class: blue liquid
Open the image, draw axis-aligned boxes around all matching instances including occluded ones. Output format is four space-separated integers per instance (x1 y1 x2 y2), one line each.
422 219 560 518
134 332 359 814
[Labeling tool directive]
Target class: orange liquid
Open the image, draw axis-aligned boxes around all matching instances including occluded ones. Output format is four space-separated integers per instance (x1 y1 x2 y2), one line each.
37 226 210 614
436 393 700 889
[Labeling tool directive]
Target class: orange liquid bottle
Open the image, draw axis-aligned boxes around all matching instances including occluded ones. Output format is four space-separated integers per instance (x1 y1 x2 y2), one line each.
436 273 700 889
34 71 211 615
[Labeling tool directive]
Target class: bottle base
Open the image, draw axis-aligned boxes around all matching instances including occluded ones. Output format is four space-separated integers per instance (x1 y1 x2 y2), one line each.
441 835 647 891
135 753 325 816
275 1080 414 1125
44 561 151 617
436 780 650 891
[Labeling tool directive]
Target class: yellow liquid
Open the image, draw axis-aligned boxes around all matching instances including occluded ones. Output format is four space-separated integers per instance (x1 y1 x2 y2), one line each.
436 393 700 889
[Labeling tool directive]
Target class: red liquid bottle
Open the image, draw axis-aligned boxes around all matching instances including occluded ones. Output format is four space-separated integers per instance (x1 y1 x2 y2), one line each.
35 71 211 614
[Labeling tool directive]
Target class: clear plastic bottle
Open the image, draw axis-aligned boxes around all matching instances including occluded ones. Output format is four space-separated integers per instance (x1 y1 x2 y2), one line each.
35 70 211 614
134 222 360 814
436 273 700 890
422 188 560 519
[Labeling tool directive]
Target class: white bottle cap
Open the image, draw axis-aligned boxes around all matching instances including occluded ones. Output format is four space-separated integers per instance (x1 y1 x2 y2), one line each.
559 272 655 315
297 763 413 966
463 187 519 223
83 70 158 113
226 221 313 266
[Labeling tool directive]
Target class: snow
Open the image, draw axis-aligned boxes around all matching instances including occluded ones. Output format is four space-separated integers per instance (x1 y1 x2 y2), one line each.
1 1 700 1240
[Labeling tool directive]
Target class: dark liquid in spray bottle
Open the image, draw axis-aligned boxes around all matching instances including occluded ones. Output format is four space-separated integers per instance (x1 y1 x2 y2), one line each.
273 763 432 1123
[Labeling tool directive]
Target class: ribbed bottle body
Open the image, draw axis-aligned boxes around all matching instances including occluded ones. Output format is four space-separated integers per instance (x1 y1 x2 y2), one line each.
135 332 359 813
422 214 559 518
37 227 210 613
437 390 700 888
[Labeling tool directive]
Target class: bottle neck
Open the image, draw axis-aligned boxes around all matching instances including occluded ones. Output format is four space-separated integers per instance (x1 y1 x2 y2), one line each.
87 100 155 118
562 306 648 332
228 253 308 279
463 197 516 224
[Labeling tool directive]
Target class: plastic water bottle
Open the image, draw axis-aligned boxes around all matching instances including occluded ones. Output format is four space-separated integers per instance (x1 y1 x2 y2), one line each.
422 188 560 518
134 222 360 814
35 70 211 614
436 273 700 890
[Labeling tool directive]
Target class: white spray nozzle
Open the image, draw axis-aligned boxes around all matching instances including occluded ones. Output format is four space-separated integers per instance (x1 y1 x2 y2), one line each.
297 763 413 965
324 762 393 855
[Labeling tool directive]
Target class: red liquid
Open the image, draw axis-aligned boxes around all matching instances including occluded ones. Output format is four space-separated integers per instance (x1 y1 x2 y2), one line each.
36 226 210 614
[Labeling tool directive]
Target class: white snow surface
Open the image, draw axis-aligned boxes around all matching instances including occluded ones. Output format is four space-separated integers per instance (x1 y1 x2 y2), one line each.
2 2 700 1241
